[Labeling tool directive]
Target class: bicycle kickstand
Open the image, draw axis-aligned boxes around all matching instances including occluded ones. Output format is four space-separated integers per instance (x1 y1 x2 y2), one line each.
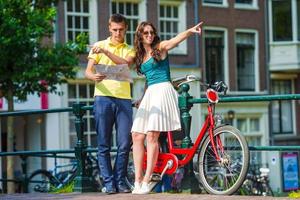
151 160 174 182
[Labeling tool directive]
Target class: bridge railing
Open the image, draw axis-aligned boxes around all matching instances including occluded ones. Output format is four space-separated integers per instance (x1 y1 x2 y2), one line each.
0 85 299 193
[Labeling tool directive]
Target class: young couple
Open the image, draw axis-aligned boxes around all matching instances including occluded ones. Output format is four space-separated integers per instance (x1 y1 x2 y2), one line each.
85 13 203 195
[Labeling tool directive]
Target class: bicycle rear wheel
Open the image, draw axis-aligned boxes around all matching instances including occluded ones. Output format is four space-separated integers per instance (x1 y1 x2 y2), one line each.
198 125 249 195
28 170 59 193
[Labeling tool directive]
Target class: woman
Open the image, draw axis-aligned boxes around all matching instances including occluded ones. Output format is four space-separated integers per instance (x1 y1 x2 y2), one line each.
131 21 203 194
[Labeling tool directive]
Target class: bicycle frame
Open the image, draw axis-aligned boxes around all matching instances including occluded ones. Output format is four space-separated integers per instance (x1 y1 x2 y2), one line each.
147 101 225 176
143 78 230 177
167 102 222 167
142 78 249 195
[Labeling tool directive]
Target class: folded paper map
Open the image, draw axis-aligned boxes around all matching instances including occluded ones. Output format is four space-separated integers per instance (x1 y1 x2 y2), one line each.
94 64 132 82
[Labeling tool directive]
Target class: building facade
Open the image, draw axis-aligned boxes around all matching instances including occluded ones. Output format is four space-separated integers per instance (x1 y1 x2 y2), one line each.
199 0 271 182
0 0 202 184
53 0 203 150
1 0 300 193
267 0 300 192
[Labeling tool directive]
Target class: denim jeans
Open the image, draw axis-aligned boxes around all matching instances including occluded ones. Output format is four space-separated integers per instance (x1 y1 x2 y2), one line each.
93 96 133 188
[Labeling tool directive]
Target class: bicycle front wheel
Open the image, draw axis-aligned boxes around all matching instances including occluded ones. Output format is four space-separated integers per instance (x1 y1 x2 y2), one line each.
198 125 249 195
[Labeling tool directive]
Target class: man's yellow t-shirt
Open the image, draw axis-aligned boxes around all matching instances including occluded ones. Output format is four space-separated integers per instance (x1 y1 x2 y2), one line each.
88 37 135 99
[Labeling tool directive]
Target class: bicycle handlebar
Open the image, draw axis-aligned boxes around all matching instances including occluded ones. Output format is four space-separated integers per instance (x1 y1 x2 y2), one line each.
172 75 200 88
171 75 228 95
209 81 228 95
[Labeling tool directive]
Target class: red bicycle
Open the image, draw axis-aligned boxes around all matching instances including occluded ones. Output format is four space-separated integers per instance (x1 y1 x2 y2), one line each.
138 75 250 195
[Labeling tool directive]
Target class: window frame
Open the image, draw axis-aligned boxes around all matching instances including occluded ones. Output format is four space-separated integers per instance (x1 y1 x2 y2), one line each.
110 0 146 46
159 0 187 54
234 115 263 164
203 27 229 87
64 0 98 44
234 0 258 10
234 116 262 136
202 0 229 8
271 79 296 136
235 29 259 93
269 0 293 42
268 0 300 43
222 113 264 165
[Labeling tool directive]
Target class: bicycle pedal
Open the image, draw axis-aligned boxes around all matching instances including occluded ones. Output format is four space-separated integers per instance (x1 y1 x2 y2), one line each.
150 173 162 182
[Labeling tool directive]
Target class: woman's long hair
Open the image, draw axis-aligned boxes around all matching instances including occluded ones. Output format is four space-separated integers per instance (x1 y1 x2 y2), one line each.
134 21 161 74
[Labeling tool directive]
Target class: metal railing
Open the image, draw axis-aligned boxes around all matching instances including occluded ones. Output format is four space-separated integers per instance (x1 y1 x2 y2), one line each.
0 83 299 193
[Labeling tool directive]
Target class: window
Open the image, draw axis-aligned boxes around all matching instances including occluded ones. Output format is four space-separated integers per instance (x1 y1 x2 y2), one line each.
203 0 228 7
236 118 260 134
235 0 257 9
236 32 255 91
250 118 260 132
222 116 262 165
111 1 140 45
159 1 186 54
272 0 292 41
246 136 262 165
271 80 293 135
236 117 262 164
204 30 225 84
68 83 96 148
203 0 223 4
236 0 252 3
159 5 178 41
65 0 98 44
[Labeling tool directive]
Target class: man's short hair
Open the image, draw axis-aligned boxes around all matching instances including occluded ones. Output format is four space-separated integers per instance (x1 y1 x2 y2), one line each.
109 13 127 25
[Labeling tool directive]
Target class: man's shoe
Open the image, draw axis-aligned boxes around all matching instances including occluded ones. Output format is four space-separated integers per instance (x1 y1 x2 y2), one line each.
117 183 131 193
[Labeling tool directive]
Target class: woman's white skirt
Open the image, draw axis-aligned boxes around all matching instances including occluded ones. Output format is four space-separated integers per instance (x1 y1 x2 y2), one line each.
131 82 181 134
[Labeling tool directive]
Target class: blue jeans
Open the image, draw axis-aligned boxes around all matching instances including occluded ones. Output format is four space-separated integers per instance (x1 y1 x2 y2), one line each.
93 96 133 188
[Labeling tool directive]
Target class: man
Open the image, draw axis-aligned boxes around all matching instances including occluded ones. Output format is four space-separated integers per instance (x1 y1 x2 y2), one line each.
85 13 135 194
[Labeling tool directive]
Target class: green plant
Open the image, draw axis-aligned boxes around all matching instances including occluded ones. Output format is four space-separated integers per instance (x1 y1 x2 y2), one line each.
51 181 75 194
288 190 300 198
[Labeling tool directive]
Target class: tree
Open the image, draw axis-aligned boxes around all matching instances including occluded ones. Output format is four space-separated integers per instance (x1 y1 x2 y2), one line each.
0 0 87 193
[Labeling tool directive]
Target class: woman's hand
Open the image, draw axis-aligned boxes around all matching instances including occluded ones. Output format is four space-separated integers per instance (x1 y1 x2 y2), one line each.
133 98 143 108
160 21 204 52
189 22 203 35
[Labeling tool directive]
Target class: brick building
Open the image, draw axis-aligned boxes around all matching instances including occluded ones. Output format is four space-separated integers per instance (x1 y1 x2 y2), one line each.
1 0 300 193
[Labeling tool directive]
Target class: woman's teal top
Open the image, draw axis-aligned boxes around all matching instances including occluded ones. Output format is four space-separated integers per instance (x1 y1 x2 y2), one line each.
140 56 171 86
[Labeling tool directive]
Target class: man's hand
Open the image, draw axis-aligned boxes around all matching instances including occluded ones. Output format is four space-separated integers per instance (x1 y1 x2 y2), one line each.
94 73 106 82
89 44 134 65
92 46 108 54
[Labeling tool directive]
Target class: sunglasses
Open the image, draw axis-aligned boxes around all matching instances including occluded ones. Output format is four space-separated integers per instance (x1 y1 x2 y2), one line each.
143 31 154 35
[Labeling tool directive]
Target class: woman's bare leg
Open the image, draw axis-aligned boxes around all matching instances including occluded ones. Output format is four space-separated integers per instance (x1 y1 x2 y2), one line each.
143 131 160 183
132 132 146 183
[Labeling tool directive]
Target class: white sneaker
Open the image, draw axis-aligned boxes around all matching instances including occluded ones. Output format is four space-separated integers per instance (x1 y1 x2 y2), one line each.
132 182 141 194
137 181 156 194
